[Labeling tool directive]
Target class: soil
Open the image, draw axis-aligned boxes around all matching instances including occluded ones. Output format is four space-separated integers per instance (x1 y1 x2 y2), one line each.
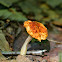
16 55 43 62
16 47 61 62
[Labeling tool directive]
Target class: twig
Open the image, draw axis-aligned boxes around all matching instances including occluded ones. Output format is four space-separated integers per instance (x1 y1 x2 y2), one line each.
1 50 47 56
27 50 47 55
47 39 62 44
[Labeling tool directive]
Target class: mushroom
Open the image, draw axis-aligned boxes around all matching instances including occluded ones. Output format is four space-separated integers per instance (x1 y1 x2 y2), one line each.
20 20 48 55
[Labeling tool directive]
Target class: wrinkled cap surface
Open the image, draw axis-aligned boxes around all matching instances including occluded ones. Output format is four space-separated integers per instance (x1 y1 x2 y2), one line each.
24 20 48 41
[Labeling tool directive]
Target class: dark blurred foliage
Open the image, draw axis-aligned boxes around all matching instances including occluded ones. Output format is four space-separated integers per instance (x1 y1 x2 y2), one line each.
0 0 62 24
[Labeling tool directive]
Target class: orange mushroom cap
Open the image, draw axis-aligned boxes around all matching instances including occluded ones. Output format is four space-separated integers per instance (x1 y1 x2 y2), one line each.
24 20 48 41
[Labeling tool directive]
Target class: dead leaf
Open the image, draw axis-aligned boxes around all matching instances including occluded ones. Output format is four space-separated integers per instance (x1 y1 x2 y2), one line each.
0 30 10 51
52 18 62 26
16 55 32 62
0 52 6 60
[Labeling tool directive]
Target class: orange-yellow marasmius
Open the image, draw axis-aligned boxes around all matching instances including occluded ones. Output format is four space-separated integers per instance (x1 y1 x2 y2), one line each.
20 20 48 55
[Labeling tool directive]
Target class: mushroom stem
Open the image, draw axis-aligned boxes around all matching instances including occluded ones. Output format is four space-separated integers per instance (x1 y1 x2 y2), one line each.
20 35 32 55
